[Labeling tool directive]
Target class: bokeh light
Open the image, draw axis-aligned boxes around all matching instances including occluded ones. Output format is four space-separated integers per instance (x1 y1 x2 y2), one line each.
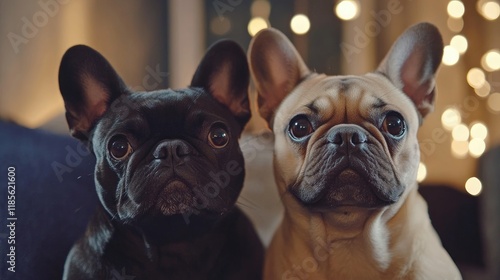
470 122 488 140
335 0 360 21
452 124 469 141
441 107 462 130
467 68 486 89
443 45 460 66
251 0 271 18
450 35 468 54
481 49 500 72
417 162 427 182
451 140 469 158
447 17 464 32
487 92 500 112
447 0 465 18
469 138 486 158
465 177 482 196
248 17 269 37
210 17 231 35
474 81 491 97
290 14 310 35
478 0 500 20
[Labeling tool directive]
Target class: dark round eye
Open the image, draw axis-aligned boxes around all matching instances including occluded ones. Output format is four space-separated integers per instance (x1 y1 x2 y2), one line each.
109 135 133 160
383 112 406 139
289 116 314 140
208 125 229 148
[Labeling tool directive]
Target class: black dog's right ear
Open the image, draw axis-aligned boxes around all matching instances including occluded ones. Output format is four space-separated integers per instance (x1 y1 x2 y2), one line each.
58 45 127 141
191 40 251 129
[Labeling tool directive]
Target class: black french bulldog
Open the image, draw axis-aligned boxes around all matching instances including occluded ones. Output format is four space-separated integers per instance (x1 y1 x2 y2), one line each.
58 41 263 279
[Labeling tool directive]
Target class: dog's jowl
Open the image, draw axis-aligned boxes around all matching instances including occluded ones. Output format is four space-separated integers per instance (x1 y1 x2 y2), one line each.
59 41 263 279
249 23 461 279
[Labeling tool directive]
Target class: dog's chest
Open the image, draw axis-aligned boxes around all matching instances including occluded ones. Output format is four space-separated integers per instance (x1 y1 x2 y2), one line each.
105 234 227 280
319 240 390 278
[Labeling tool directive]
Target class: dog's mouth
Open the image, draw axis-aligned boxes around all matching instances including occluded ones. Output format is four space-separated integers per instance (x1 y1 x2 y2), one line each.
122 157 245 221
291 154 404 210
321 168 384 208
150 176 236 218
154 178 196 216
163 179 190 193
288 135 407 210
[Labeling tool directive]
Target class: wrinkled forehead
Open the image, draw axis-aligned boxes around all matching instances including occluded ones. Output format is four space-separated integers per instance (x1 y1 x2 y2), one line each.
274 73 419 128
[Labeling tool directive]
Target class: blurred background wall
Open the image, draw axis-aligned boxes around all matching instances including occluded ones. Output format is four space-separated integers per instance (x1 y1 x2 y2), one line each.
1 0 499 193
0 0 499 278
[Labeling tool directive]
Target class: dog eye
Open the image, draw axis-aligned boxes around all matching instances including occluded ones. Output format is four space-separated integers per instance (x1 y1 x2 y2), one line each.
109 135 133 160
382 112 406 139
289 116 314 140
208 125 229 148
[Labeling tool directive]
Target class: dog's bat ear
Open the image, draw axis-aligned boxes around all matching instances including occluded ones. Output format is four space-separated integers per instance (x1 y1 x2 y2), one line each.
376 22 443 119
248 28 311 127
58 45 127 141
191 40 251 129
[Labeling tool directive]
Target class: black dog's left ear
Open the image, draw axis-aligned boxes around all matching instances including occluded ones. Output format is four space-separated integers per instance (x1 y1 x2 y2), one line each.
191 40 251 128
377 22 443 119
59 45 127 141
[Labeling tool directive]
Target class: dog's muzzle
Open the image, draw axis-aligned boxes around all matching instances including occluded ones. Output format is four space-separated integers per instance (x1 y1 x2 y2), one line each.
291 124 404 209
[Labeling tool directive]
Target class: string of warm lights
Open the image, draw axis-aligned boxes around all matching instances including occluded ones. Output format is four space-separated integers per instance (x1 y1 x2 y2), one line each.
247 0 313 36
245 0 361 36
245 0 360 36
440 0 500 196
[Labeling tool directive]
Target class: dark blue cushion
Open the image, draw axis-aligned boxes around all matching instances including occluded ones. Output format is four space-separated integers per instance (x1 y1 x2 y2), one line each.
0 121 98 280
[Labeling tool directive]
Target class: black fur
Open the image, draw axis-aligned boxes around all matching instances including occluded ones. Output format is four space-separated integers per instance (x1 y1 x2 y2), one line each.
59 41 263 280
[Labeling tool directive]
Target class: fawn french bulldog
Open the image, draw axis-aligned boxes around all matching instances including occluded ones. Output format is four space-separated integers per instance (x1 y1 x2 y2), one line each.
59 41 263 279
249 23 461 279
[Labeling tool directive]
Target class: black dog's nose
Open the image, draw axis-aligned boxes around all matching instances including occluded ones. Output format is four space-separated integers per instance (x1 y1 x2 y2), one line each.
153 140 192 162
327 125 368 147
